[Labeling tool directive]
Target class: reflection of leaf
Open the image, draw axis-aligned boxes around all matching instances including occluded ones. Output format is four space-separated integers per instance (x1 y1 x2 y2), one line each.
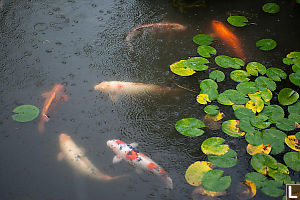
222 120 245 137
197 45 216 58
256 39 277 51
208 149 237 168
246 62 266 76
209 70 225 82
202 169 231 192
175 118 206 137
227 16 248 27
262 3 280 14
12 105 40 122
278 88 299 106
193 34 214 45
201 137 229 155
284 152 300 171
185 161 214 186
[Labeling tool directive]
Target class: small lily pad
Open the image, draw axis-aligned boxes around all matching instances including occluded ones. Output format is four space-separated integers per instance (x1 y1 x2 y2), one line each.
256 39 277 51
175 118 206 137
193 34 214 45
266 67 287 81
186 57 210 71
246 62 266 76
288 101 300 114
255 76 276 91
245 172 267 189
250 114 271 129
284 152 300 171
209 70 225 82
204 105 219 115
201 137 229 155
247 144 271 156
245 131 263 146
215 55 244 69
278 88 299 106
202 169 231 192
170 60 196 76
12 105 40 122
285 135 300 152
197 93 211 105
262 3 280 14
234 107 255 120
200 79 218 91
197 45 217 58
227 16 248 27
230 70 250 82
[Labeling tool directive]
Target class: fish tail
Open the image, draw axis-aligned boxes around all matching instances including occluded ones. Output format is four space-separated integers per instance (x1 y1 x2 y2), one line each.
164 176 173 189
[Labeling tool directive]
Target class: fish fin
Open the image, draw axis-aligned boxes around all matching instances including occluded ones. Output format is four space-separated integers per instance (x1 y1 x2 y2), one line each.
135 168 143 174
109 93 119 101
112 155 122 164
42 92 51 98
57 152 65 161
61 94 68 102
130 142 138 148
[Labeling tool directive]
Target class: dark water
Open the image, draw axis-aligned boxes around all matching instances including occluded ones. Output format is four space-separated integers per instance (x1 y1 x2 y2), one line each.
0 0 299 199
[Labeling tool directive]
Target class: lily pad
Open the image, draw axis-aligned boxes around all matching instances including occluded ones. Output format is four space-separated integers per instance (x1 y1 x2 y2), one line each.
262 105 284 123
245 172 267 189
250 114 271 129
246 95 264 113
289 72 300 87
227 16 248 27
202 169 231 192
197 45 216 58
230 70 250 82
175 118 206 137
186 57 210 71
236 82 258 95
256 39 277 51
208 149 237 168
209 70 225 82
245 131 263 146
12 105 40 122
200 89 219 101
185 161 214 186
170 60 196 76
239 119 256 134
284 152 300 171
262 129 287 154
215 55 244 69
246 144 271 156
234 107 255 120
285 135 300 152
251 153 278 175
260 180 284 197
193 34 214 45
288 101 300 114
262 3 280 14
200 79 218 91
246 62 267 76
255 76 276 91
266 67 287 81
201 137 229 156
197 93 211 105
217 92 234 105
222 89 249 104
222 120 245 137
276 118 296 131
204 105 219 115
278 88 299 106
292 64 300 73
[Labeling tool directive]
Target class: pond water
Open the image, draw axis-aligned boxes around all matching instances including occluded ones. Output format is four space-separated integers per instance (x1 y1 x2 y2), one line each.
0 0 299 199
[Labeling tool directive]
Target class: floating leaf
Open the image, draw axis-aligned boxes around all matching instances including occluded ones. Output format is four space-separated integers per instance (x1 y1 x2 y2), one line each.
245 131 263 146
247 93 264 113
186 57 209 71
175 118 206 137
284 152 300 171
289 72 300 87
267 164 291 184
262 129 287 154
262 105 284 123
170 60 196 76
260 89 273 103
285 135 300 152
266 67 287 81
239 119 255 134
288 101 300 114
245 172 267 189
197 45 217 58
193 34 214 45
215 55 244 69
208 149 237 168
202 169 231 192
227 16 248 27
209 70 225 82
247 144 271 155
222 89 249 104
246 62 266 76
256 39 277 51
255 76 276 91
262 3 280 14
217 93 234 105
200 89 219 101
200 79 218 91
197 93 211 104
230 70 250 82
185 161 214 186
250 114 271 129
234 107 255 120
236 82 258 95
204 105 219 115
260 180 284 197
222 120 245 137
289 113 300 124
201 137 229 155
251 153 278 175
292 64 300 73
12 105 40 122
232 104 245 111
278 88 299 106
276 118 296 131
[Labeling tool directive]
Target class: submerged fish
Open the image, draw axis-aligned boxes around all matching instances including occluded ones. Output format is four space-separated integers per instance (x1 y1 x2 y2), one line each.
107 139 173 189
211 20 246 61
125 22 187 42
38 84 68 133
58 133 121 181
94 81 178 101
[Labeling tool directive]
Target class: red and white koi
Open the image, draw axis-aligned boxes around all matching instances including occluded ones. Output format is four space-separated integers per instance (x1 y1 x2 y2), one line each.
38 84 68 133
58 133 121 181
107 139 173 189
94 81 176 101
125 22 187 42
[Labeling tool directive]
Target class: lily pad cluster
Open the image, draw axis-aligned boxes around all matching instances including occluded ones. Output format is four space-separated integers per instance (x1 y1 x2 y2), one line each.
283 51 300 87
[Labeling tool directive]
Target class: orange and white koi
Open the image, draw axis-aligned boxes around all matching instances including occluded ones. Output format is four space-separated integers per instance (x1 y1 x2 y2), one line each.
125 22 187 41
211 20 246 61
58 133 122 181
94 81 177 101
107 139 173 189
38 84 68 133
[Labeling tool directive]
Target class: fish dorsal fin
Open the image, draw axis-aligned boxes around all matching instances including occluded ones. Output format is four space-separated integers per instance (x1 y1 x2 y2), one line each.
42 92 51 98
113 155 122 164
130 142 138 148
57 152 65 161
109 93 119 101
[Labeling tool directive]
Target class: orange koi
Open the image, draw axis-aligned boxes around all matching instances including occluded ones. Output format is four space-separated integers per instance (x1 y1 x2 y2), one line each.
38 84 68 133
212 20 246 60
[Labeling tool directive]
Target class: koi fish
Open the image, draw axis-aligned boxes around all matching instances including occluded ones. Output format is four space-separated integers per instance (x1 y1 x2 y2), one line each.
211 20 246 61
125 22 187 42
94 81 178 101
58 133 122 181
38 84 68 133
107 139 173 189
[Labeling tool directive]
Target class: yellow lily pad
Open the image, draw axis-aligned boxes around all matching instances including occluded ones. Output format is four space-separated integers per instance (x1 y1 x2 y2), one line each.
285 135 300 152
170 60 196 76
222 120 245 137
201 137 230 155
236 180 256 199
197 93 210 104
232 104 245 111
246 144 271 156
248 93 264 113
185 161 214 186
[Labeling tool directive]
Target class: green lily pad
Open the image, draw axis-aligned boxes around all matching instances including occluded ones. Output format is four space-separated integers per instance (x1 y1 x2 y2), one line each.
230 70 250 82
245 172 267 189
222 89 249 104
12 105 40 122
201 137 229 155
197 45 217 58
278 88 299 106
266 67 287 81
262 129 287 154
236 82 258 95
202 169 231 192
186 57 210 71
222 120 245 137
234 107 256 120
292 64 300 73
256 39 277 51
250 114 271 129
289 113 300 124
288 101 300 114
239 119 256 134
204 105 219 115
193 34 214 45
251 153 278 175
276 118 296 131
215 55 244 69
175 118 205 137
209 70 225 82
284 152 300 171
185 161 214 186
227 16 248 27
255 76 276 91
262 3 280 14
170 60 196 76
245 131 263 146
200 89 219 101
246 62 267 76
262 105 284 123
208 149 237 168
217 92 234 105
261 180 284 197
289 72 300 87
200 79 218 91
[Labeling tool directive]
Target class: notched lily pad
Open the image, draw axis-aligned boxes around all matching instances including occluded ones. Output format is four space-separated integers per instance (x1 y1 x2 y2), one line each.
185 161 214 186
12 105 40 122
175 118 206 137
222 120 245 137
204 105 219 115
278 88 299 106
197 45 217 58
246 62 266 76
251 153 278 175
255 76 276 91
262 129 287 154
201 137 229 155
256 39 277 51
215 55 244 69
284 152 300 171
262 3 280 14
209 70 225 82
230 70 250 82
289 72 300 87
202 169 231 192
285 135 300 152
197 93 211 105
170 60 196 76
227 16 248 27
193 34 214 45
266 67 287 81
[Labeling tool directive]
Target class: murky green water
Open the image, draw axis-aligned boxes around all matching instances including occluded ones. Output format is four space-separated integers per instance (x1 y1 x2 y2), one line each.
0 0 299 199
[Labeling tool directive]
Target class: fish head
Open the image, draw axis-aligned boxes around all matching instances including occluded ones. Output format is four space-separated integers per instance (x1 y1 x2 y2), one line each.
107 139 129 154
94 81 110 92
107 139 120 151
59 133 70 143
